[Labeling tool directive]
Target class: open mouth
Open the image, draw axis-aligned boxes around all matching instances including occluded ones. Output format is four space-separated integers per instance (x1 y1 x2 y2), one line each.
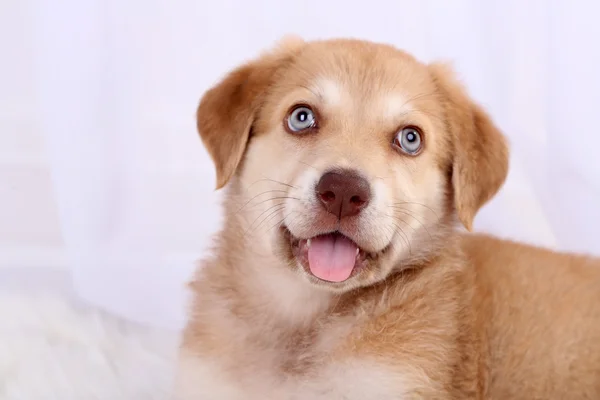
282 227 390 283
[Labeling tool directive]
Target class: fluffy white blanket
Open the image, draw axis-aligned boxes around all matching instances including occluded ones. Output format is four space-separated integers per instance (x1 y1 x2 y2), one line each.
0 270 178 400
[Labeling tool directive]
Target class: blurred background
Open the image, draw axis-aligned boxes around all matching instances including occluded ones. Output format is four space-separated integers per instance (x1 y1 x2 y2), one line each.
1 0 599 334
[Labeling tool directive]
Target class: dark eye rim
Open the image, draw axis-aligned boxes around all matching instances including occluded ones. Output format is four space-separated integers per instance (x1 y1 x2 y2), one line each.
392 125 425 156
283 103 320 134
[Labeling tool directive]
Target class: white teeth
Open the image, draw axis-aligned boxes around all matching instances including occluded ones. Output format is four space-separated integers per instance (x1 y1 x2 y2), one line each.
356 248 360 256
307 239 311 248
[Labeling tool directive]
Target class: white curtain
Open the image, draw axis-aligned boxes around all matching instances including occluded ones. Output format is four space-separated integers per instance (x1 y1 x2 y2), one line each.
3 0 599 330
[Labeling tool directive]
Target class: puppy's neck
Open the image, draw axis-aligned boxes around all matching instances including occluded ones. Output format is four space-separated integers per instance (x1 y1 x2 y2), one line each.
212 212 333 328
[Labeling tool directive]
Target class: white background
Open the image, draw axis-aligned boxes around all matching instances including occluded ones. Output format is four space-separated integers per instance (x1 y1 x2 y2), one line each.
1 0 599 330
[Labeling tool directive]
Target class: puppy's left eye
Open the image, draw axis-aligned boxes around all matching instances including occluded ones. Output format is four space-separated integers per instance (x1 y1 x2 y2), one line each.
393 127 422 155
286 106 316 133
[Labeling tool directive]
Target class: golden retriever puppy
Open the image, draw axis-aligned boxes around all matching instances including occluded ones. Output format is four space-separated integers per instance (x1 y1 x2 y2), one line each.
175 37 600 399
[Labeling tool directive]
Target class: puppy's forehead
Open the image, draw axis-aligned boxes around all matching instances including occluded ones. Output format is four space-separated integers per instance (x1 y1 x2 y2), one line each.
281 41 437 115
307 78 415 123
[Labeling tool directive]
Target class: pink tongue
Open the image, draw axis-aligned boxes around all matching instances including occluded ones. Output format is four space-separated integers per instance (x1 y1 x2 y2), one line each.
307 234 358 282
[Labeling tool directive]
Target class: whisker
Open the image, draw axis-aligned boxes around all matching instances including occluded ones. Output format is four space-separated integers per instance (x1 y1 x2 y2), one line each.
298 160 319 171
390 202 440 219
234 189 288 214
243 209 285 241
380 223 400 253
281 212 305 233
260 177 298 189
389 220 412 256
246 177 298 190
391 210 433 243
266 211 296 234
385 213 417 235
387 208 438 225
262 206 290 229
243 203 287 238
251 196 302 208
373 174 394 181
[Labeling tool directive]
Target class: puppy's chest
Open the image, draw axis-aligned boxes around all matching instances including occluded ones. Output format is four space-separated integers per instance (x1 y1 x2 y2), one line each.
177 320 413 400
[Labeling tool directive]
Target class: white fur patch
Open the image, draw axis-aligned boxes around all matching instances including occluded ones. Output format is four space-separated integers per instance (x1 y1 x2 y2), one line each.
312 78 345 107
174 355 247 400
253 262 331 323
380 93 412 120
174 354 412 400
308 360 412 400
355 177 396 251
284 166 322 237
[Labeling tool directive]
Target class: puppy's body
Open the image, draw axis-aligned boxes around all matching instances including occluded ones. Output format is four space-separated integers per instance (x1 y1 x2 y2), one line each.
467 235 600 399
178 227 600 399
176 38 600 399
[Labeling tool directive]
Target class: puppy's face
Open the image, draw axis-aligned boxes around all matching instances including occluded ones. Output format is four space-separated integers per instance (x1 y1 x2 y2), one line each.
198 38 508 292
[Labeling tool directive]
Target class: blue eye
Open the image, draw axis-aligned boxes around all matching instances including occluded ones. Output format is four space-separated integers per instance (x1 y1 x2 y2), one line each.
287 106 316 132
394 127 422 155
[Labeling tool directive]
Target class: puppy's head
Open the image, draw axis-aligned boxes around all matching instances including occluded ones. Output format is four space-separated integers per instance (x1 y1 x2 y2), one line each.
198 37 508 292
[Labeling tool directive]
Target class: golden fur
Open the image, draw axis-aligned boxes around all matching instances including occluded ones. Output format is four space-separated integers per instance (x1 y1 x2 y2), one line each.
176 37 600 399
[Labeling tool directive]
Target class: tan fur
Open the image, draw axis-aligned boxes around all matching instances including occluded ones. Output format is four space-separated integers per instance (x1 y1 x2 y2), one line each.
428 63 509 231
177 37 600 399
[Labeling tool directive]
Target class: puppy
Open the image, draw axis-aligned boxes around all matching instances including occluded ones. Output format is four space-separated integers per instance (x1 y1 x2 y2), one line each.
175 37 600 399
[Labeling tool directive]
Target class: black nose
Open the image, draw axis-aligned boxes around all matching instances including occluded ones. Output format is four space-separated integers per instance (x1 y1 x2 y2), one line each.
315 170 371 219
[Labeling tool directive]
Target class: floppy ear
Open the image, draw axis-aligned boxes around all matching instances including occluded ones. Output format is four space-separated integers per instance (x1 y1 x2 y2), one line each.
197 36 305 189
429 63 509 231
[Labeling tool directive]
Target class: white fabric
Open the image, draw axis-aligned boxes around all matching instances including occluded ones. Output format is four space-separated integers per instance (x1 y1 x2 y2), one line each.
0 269 176 399
2 0 599 330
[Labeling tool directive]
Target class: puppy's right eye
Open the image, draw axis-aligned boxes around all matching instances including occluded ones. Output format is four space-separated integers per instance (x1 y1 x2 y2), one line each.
286 105 317 133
